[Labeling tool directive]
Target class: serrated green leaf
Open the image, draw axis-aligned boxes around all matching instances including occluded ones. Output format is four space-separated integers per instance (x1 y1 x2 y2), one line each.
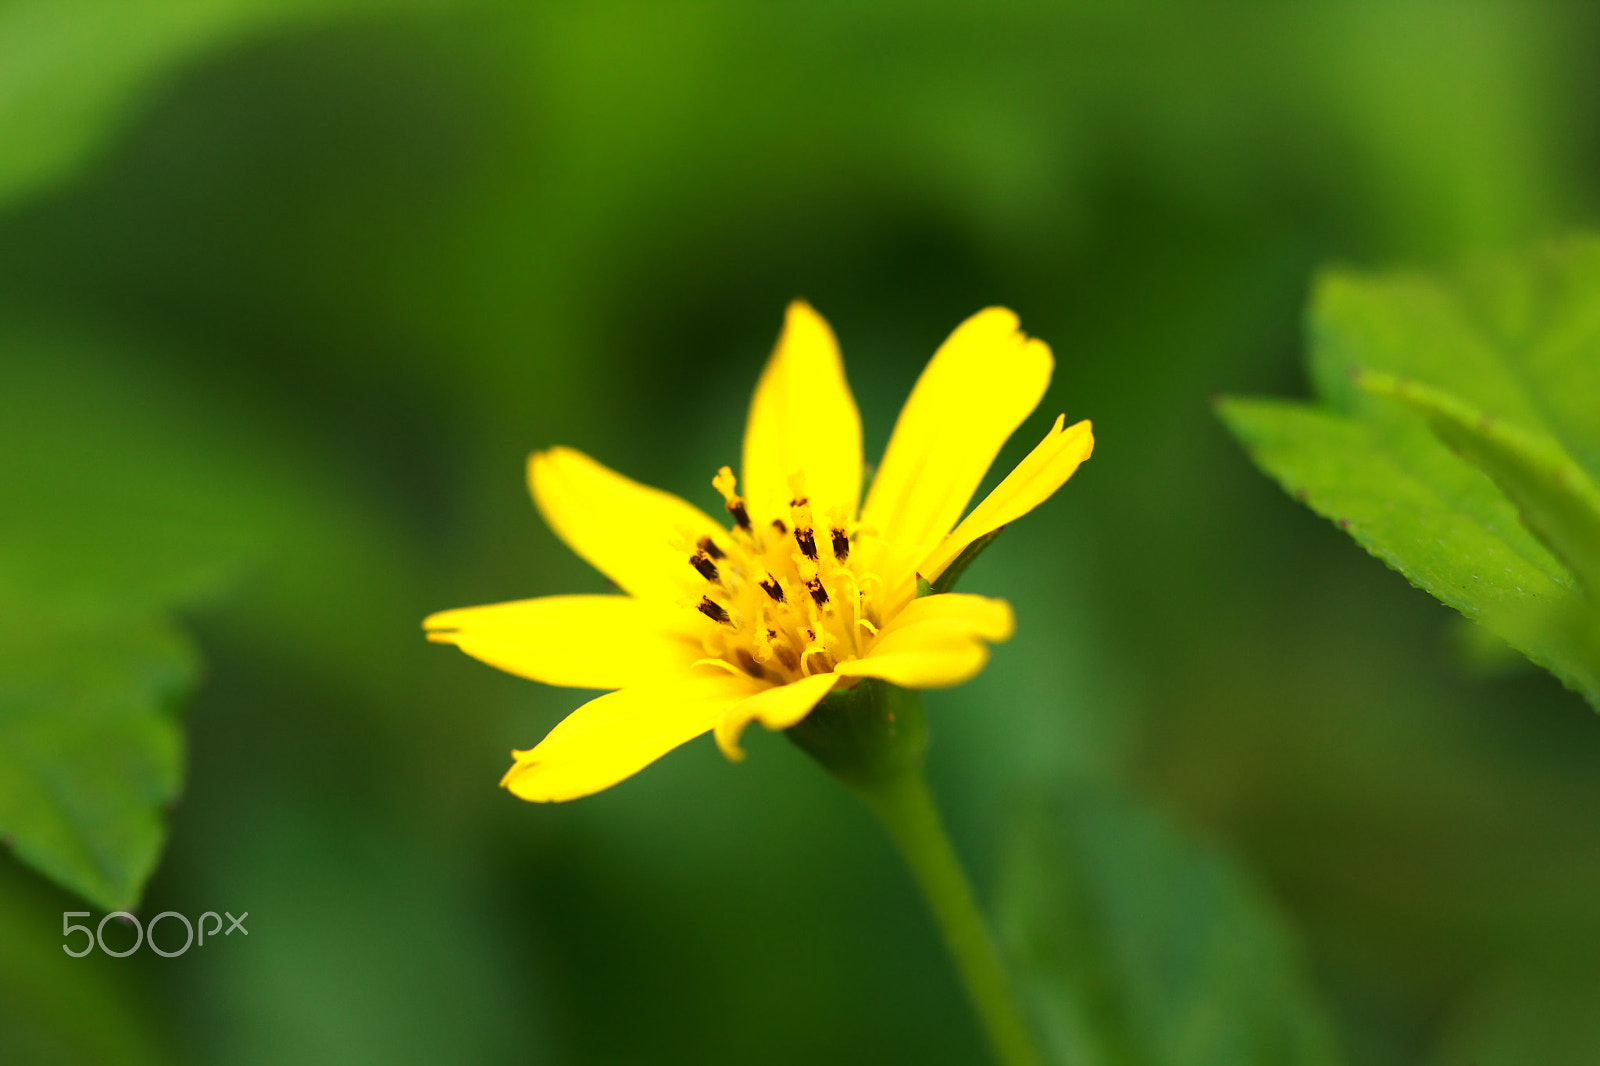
0 608 192 912
1218 397 1600 707
1309 239 1600 479
1218 236 1600 710
1357 371 1600 596
0 329 260 909
998 786 1343 1066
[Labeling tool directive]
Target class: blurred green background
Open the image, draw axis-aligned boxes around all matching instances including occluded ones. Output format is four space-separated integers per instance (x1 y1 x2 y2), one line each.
5 1 1600 1063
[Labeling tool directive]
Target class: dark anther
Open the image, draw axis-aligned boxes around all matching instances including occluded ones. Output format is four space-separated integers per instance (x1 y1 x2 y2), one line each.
760 576 786 602
830 528 849 561
696 597 732 625
771 518 788 534
806 578 830 607
697 536 725 560
790 495 809 508
727 499 753 531
690 552 719 582
794 526 818 560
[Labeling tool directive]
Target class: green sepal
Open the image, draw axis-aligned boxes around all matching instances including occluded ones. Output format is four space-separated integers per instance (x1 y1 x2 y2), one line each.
928 528 1004 596
785 678 927 791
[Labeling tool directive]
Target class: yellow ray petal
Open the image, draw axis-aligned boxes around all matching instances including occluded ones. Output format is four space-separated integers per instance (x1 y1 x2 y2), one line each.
424 595 698 690
529 446 728 602
713 672 839 761
920 416 1093 581
835 593 1015 689
502 671 763 802
877 591 1017 642
862 308 1052 556
742 301 863 525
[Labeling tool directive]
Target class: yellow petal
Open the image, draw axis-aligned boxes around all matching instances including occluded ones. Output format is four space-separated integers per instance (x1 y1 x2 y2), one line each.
502 671 763 802
862 308 1052 556
713 672 839 760
742 301 863 524
529 446 728 602
920 416 1093 581
424 595 698 690
835 593 1015 689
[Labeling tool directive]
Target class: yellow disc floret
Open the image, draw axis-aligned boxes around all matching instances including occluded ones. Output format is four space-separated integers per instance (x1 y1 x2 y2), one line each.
692 466 885 685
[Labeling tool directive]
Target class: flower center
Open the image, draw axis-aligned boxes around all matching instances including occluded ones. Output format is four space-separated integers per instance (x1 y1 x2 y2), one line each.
684 466 884 685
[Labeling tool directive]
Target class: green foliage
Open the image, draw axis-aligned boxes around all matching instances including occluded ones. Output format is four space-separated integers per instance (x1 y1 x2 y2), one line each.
1 2 1598 1062
0 610 193 914
1218 237 1600 709
0 0 436 211
998 787 1343 1066
0 0 453 913
0 333 257 910
1356 370 1600 596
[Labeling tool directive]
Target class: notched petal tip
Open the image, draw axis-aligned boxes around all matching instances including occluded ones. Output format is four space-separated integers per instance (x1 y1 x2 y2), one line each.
862 306 1055 554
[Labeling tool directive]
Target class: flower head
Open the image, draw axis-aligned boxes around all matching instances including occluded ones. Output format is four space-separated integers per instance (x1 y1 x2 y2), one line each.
426 303 1092 801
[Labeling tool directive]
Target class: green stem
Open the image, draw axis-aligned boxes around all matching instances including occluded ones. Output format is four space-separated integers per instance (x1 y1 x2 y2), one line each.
860 767 1042 1066
786 680 1042 1065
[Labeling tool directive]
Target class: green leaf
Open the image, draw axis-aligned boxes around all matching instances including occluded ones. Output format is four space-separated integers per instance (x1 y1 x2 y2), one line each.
1310 242 1600 480
0 611 192 912
0 0 442 212
997 785 1343 1066
1217 235 1600 709
0 329 258 909
1217 398 1600 705
1356 370 1600 596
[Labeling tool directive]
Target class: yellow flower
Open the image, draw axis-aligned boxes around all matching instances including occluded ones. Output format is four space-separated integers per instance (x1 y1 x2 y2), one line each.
425 303 1093 801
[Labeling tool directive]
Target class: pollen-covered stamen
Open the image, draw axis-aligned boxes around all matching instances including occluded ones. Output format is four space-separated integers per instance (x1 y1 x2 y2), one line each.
689 465 890 684
788 473 818 560
712 466 754 532
793 524 817 560
690 551 720 582
696 596 732 625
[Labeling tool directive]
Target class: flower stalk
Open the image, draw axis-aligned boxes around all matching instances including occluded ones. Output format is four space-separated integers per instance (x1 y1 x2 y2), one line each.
789 681 1042 1066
